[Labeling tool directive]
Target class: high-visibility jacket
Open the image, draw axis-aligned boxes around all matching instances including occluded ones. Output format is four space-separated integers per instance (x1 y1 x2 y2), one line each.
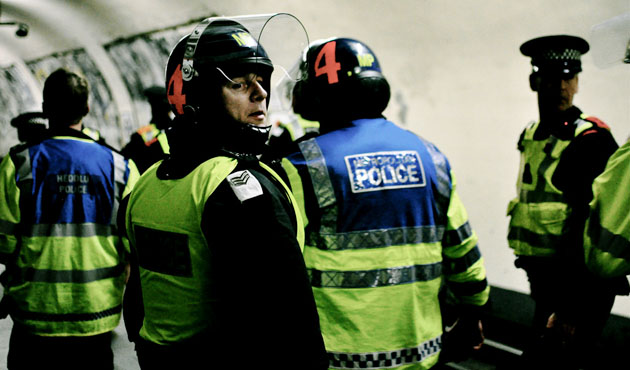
584 140 630 277
121 123 170 174
0 129 139 336
507 115 598 257
137 123 170 154
280 114 320 141
81 126 102 142
126 156 304 345
283 118 489 370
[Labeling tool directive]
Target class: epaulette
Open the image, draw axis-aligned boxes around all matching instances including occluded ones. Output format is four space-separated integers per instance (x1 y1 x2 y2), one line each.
579 116 612 138
583 116 611 131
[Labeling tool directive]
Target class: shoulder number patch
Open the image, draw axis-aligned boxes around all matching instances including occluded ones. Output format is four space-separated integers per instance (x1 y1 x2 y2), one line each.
345 150 426 193
227 170 264 202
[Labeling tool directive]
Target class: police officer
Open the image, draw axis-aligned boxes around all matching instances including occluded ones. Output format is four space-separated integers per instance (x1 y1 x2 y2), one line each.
547 17 630 364
280 38 490 369
10 111 48 143
0 68 139 370
506 35 625 368
121 86 173 174
584 142 630 277
583 13 630 279
120 15 328 369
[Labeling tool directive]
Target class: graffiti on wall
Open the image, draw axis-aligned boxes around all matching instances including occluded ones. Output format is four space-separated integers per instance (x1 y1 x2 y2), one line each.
105 21 199 146
0 65 40 156
0 17 206 157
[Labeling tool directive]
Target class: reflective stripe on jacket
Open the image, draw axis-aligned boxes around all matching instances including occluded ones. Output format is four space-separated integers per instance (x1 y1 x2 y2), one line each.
126 156 303 345
584 140 630 277
284 118 489 370
0 135 138 336
81 126 101 141
507 115 595 257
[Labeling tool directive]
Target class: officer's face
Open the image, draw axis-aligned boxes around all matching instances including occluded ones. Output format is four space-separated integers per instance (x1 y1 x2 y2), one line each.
221 73 268 126
534 73 579 112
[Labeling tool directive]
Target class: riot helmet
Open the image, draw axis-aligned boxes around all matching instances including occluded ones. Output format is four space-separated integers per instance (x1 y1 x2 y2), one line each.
165 20 274 119
292 37 390 123
164 14 308 155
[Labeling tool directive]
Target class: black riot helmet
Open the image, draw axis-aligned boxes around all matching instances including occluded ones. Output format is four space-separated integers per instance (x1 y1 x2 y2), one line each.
292 37 390 123
164 14 308 155
165 19 274 119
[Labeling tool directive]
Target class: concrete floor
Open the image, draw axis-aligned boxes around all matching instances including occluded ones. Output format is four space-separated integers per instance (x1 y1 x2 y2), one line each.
0 279 518 370
0 269 140 370
0 278 504 370
0 315 141 370
0 312 513 370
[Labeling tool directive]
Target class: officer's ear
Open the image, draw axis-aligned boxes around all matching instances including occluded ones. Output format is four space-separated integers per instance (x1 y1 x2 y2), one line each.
529 73 540 92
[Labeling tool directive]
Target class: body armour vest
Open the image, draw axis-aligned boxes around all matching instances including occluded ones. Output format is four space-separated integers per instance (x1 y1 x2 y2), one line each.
126 156 303 345
284 118 489 370
584 140 630 277
0 135 137 335
507 114 596 257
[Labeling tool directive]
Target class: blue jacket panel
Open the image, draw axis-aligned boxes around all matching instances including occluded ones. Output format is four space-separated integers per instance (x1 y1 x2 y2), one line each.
288 118 452 233
15 136 127 225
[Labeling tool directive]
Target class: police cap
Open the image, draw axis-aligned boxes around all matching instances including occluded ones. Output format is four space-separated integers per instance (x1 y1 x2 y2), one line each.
520 35 589 75
10 111 47 129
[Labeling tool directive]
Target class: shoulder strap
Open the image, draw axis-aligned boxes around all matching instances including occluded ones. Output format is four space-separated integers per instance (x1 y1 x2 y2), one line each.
576 114 611 138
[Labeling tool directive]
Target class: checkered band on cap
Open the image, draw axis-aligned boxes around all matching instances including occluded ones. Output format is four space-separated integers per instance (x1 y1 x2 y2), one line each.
539 48 582 61
27 117 48 126
10 112 48 128
520 35 589 68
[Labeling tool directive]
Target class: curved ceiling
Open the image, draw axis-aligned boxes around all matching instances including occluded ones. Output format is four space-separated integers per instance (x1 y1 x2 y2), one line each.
0 0 211 64
0 0 629 315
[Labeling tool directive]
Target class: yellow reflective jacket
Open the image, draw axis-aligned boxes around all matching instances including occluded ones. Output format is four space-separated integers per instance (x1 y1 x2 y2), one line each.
126 156 304 344
283 118 489 370
584 141 630 277
0 132 139 336
508 116 596 257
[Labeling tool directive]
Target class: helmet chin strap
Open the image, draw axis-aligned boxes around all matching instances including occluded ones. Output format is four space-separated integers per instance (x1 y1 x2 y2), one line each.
211 111 271 156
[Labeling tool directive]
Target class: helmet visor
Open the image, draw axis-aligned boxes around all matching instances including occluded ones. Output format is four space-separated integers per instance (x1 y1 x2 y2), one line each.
245 13 309 112
186 13 308 82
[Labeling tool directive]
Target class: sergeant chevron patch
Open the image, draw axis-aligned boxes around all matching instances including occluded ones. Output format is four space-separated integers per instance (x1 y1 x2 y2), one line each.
227 170 263 202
